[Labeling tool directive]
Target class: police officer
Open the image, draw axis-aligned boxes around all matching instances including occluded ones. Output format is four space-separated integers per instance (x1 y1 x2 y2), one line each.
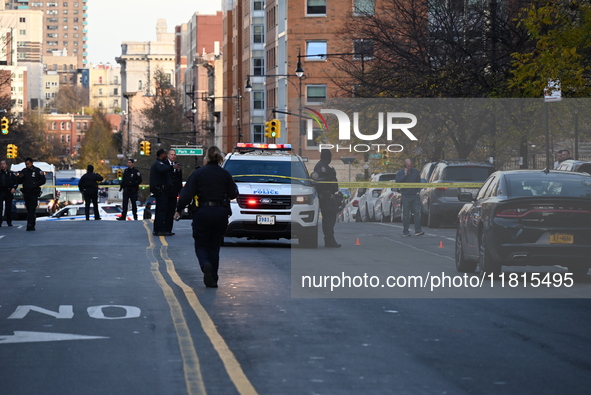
164 149 182 233
313 149 341 248
175 146 238 288
0 160 18 227
118 159 142 220
150 148 181 236
16 157 46 231
78 164 104 220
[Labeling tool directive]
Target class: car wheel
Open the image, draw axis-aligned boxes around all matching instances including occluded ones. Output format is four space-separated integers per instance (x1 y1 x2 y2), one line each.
355 210 362 222
389 204 395 223
298 225 319 248
380 207 387 223
427 206 441 228
362 204 370 222
455 228 477 273
420 203 428 226
478 232 501 275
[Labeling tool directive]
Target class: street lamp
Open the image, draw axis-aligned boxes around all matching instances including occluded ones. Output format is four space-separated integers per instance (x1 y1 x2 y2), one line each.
201 90 243 143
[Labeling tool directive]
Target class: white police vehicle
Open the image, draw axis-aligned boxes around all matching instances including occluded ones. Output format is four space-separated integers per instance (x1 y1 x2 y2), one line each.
37 204 124 221
223 143 319 248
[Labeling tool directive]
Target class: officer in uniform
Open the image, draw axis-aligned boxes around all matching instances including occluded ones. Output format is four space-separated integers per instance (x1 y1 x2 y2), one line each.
118 159 142 220
150 149 181 236
0 160 18 227
16 157 46 231
175 146 238 288
165 149 183 233
78 164 104 220
312 149 341 248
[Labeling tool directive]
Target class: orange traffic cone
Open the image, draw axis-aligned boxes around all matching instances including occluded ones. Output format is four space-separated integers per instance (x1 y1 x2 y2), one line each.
355 237 361 246
438 241 444 248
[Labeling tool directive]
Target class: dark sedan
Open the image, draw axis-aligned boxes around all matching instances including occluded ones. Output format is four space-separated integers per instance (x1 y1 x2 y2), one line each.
455 170 591 276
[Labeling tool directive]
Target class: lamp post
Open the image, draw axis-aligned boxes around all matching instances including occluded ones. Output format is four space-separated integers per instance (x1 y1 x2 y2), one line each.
201 89 242 145
185 101 198 168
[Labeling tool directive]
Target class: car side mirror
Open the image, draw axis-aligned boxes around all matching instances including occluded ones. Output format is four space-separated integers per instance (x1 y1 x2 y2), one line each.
458 191 474 202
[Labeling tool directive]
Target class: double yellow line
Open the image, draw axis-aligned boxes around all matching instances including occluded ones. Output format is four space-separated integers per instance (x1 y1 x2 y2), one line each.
143 221 258 395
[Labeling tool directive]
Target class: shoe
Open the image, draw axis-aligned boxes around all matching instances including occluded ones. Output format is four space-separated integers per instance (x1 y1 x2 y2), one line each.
203 263 217 288
403 233 411 237
325 242 342 248
26 227 35 231
134 217 138 221
415 231 425 236
95 218 102 220
7 223 12 227
116 217 126 221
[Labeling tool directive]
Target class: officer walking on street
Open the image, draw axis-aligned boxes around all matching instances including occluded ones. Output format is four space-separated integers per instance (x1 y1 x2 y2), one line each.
118 159 142 220
150 148 181 236
0 160 18 227
16 157 46 231
312 149 341 248
78 164 104 221
165 149 182 233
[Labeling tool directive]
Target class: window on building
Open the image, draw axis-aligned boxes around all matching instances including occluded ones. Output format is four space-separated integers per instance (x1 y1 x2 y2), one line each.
47 25 58 30
74 2 78 6
47 2 58 6
47 17 58 22
64 2 69 6
73 49 78 53
114 76 119 84
63 25 68 30
98 88 103 96
63 18 68 22
48 41 58 46
63 41 68 46
306 41 327 60
253 58 264 76
253 91 264 109
76 122 80 129
52 122 57 130
353 39 374 60
18 52 26 59
19 17 26 23
60 122 65 130
63 10 68 15
305 125 323 148
66 122 70 130
46 10 58 15
306 84 327 104
114 99 119 107
73 25 78 30
61 135 65 143
77 135 80 142
253 124 264 143
73 33 79 38
73 18 78 22
307 0 327 15
353 0 375 15
113 88 118 95
63 33 68 38
82 122 88 130
253 25 264 43
19 29 26 35
98 76 102 84
32 2 44 6
138 80 143 90
47 33 58 38
17 41 26 47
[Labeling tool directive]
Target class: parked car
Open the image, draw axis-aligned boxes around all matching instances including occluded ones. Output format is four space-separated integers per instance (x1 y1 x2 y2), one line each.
555 159 591 174
420 160 495 228
358 173 397 222
455 170 591 276
37 204 125 221
420 161 438 183
341 188 366 222
374 186 402 222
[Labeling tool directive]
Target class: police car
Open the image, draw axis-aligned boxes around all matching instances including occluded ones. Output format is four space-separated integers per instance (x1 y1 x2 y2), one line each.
223 143 319 248
37 204 125 221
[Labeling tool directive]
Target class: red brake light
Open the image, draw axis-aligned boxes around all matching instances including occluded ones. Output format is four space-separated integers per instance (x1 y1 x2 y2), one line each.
436 187 448 191
496 208 529 218
352 200 359 207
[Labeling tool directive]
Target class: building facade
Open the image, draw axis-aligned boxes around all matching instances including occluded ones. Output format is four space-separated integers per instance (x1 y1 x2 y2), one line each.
88 62 121 113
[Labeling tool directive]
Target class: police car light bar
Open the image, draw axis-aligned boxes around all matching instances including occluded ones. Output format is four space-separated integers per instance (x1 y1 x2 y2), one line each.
235 143 292 150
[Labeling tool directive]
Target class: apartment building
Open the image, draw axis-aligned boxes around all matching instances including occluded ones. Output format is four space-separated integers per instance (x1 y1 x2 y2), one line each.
44 112 92 157
88 62 120 113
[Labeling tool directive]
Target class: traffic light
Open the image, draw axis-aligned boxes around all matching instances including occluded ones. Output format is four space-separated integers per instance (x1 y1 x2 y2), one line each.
6 144 14 158
264 119 280 139
139 141 146 155
383 150 389 165
144 141 151 156
12 144 17 158
1 116 9 135
117 168 123 180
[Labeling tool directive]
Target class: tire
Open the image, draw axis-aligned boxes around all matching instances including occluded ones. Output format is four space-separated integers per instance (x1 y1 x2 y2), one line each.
420 205 428 226
478 232 501 275
380 207 387 223
455 228 477 273
427 206 441 228
362 204 370 222
355 210 362 222
389 204 395 223
298 225 318 248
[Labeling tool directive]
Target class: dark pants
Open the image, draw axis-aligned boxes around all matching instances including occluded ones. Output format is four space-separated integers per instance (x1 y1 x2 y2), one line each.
121 189 139 219
319 197 338 243
23 192 38 229
401 194 422 234
164 195 178 233
153 192 168 233
192 207 228 281
84 192 100 220
0 190 13 225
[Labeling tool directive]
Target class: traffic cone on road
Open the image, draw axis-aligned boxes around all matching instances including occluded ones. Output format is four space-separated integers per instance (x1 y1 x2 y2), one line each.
355 237 361 246
438 240 444 248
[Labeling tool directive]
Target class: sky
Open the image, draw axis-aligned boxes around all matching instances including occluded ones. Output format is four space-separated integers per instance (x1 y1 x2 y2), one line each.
86 0 222 65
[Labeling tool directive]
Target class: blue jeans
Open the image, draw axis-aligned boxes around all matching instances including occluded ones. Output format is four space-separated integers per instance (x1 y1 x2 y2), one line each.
401 194 422 234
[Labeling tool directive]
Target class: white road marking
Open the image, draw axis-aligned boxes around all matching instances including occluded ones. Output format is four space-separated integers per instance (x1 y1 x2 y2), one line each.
0 331 108 344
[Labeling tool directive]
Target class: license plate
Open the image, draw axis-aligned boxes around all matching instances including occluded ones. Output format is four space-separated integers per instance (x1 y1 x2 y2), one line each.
256 215 275 225
550 234 574 244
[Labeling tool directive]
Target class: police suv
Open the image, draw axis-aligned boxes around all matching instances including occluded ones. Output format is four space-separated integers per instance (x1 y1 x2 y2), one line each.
223 143 319 248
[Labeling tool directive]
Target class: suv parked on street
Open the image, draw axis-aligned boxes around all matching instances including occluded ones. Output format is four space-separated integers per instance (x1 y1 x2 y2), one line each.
420 160 495 227
222 143 320 248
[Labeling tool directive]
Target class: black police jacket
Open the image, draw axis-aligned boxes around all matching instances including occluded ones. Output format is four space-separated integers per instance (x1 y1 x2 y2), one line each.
121 167 142 191
79 172 104 196
18 166 46 193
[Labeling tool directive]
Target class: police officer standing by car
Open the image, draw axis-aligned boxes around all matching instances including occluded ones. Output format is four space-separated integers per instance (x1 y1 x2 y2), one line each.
165 149 182 233
78 164 104 221
312 149 341 248
174 146 238 288
118 159 142 221
150 148 181 236
0 159 18 227
16 157 46 231
396 158 424 237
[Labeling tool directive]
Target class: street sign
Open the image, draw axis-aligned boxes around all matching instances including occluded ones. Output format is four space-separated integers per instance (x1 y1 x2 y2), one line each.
174 147 204 156
368 153 382 159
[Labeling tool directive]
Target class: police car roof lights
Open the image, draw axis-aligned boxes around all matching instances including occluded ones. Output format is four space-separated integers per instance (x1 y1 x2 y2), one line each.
235 143 292 150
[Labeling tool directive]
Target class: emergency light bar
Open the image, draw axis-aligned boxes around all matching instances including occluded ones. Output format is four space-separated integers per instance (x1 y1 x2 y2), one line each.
235 143 292 150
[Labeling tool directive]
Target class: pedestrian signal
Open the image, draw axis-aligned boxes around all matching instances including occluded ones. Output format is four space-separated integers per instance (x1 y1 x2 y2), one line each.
117 168 123 180
1 117 9 135
264 119 280 139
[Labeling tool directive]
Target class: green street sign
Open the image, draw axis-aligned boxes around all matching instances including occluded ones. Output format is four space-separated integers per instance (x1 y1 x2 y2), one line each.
175 148 204 156
368 153 383 159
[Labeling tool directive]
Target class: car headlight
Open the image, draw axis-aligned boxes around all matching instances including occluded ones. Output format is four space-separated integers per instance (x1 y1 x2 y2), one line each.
293 195 314 205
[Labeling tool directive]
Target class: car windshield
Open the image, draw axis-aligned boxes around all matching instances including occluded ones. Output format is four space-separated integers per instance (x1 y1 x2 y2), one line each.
224 159 311 185
443 166 494 181
506 173 591 198
377 174 397 181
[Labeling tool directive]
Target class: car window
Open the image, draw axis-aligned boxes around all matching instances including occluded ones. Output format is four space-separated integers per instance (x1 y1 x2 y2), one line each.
476 176 495 200
506 173 591 197
102 206 121 213
430 165 443 182
377 174 397 182
224 159 310 185
443 166 494 182
372 189 381 198
483 177 500 198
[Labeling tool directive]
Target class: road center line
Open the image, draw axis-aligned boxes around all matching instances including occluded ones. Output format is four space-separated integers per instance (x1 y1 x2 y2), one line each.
143 222 206 395
158 236 259 395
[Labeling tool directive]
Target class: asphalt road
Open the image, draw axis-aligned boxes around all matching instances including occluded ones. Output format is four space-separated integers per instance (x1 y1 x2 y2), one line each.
1 219 590 394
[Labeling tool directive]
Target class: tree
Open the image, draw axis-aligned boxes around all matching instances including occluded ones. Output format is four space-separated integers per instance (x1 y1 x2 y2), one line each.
77 111 118 177
6 110 61 164
50 85 89 114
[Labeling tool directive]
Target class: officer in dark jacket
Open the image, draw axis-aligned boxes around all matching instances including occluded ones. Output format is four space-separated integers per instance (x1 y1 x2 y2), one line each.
0 160 18 227
312 149 341 248
118 159 142 220
164 149 183 233
175 146 238 288
16 157 46 231
78 164 104 220
150 148 181 236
